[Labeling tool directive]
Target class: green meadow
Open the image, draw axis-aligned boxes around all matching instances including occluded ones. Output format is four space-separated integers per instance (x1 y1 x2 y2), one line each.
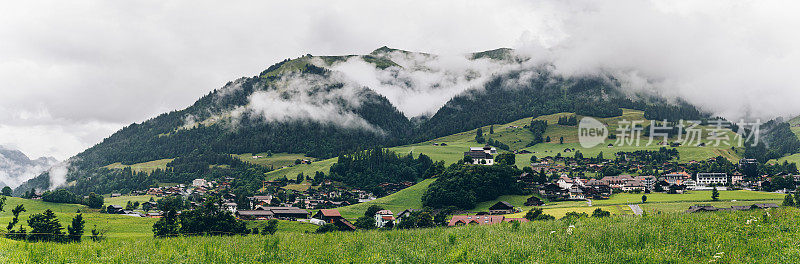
2 208 798 263
103 159 174 173
104 195 157 207
233 152 315 169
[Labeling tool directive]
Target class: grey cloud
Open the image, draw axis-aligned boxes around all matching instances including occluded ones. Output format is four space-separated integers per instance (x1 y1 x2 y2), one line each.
1 0 798 160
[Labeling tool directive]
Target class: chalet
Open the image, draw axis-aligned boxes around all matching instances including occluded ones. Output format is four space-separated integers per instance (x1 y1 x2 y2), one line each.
145 212 163 218
696 173 728 186
539 183 569 201
488 201 516 215
237 206 309 220
621 180 645 192
111 193 121 198
661 172 691 185
192 178 208 187
600 175 634 189
448 215 528 226
687 203 779 213
586 179 608 188
557 175 575 189
568 186 585 200
524 196 543 206
236 210 274 220
685 205 718 213
464 145 496 165
374 210 395 228
249 195 273 207
396 209 421 224
633 176 656 190
269 207 309 219
312 209 356 231
106 205 124 214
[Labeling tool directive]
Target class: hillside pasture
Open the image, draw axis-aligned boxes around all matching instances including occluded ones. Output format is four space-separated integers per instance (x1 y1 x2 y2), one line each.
103 159 174 173
233 152 314 169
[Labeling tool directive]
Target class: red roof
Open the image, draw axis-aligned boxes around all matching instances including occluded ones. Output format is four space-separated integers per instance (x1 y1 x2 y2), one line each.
381 215 395 220
319 209 341 217
448 215 506 226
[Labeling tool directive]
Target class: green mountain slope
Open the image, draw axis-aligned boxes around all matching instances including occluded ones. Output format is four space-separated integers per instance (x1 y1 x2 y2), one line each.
15 47 721 196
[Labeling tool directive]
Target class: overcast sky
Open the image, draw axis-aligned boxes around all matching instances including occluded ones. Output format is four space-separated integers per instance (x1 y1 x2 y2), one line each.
1 0 798 160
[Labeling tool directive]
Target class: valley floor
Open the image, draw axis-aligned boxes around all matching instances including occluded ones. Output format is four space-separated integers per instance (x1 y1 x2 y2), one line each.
1 208 798 263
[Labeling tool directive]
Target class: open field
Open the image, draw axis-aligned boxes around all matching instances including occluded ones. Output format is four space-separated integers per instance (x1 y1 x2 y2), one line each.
336 179 435 219
2 208 798 263
263 157 338 181
0 197 319 239
103 159 174 173
233 152 314 169
103 195 157 207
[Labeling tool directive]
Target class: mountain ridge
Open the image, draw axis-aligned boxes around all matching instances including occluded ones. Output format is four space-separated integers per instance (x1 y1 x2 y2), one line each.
14 47 717 195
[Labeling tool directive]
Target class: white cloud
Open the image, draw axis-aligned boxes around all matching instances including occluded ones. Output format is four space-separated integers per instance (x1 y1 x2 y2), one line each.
330 51 524 117
1 0 799 160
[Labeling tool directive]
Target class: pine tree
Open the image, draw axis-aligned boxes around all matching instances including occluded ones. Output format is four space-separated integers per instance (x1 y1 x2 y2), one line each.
67 213 85 242
711 187 720 201
489 125 494 134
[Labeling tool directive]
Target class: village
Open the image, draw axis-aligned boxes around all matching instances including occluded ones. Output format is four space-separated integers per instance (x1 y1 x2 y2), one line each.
89 144 790 232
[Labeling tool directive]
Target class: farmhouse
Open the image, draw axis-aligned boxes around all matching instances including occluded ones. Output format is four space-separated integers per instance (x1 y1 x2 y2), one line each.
192 178 208 187
236 206 309 220
396 209 421 224
524 196 544 206
374 210 395 228
464 145 496 165
106 205 124 214
488 201 516 214
313 209 356 231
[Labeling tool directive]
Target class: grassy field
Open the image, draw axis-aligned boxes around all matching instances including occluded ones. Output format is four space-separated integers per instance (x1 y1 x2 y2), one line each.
336 179 435 219
2 208 799 263
103 195 157 207
263 157 338 181
233 152 315 169
0 197 319 240
103 159 174 173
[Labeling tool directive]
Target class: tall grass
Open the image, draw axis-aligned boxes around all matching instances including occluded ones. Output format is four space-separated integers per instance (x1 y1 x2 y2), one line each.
2 209 799 263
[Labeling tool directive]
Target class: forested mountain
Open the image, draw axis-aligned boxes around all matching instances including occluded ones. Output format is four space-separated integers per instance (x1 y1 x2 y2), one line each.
15 47 715 196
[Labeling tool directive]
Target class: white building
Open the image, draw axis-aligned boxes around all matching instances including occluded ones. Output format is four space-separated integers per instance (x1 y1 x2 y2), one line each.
192 178 208 187
375 210 395 228
696 173 728 186
464 145 496 165
557 174 574 189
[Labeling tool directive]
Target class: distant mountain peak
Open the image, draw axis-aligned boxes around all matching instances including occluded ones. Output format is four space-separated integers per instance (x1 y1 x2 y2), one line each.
0 146 58 188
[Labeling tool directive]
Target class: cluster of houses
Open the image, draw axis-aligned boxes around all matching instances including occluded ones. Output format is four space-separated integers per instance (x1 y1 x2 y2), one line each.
685 203 778 213
532 171 751 202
